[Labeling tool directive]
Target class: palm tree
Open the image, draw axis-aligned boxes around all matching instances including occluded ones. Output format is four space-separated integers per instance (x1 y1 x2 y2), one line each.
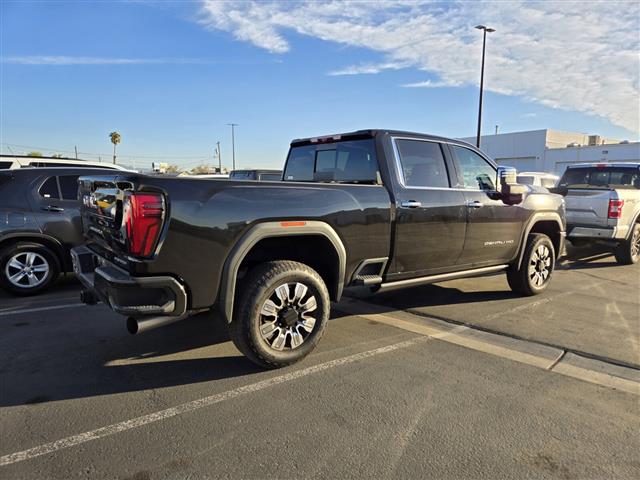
109 131 121 164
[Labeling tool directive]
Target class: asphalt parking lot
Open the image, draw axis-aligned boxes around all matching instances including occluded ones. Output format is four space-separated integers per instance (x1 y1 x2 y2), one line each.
0 246 638 479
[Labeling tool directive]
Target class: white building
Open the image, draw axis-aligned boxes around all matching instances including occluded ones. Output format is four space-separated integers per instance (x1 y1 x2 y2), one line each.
460 129 640 174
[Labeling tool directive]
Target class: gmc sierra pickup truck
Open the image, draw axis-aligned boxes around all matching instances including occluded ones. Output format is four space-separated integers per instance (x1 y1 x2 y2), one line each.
72 130 566 368
553 163 640 264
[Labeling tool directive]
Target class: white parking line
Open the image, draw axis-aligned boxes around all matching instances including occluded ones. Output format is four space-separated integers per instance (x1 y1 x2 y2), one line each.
0 336 427 467
338 298 640 395
0 304 85 317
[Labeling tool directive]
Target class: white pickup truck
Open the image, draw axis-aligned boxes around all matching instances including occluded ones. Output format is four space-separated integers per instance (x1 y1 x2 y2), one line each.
553 162 640 264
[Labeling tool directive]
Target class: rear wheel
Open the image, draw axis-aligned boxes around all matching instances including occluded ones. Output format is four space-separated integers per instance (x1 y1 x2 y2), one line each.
228 260 330 369
0 242 60 295
615 223 640 265
507 233 555 296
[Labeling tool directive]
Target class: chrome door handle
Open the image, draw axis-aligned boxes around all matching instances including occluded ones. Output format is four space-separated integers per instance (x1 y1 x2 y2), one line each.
466 201 483 208
42 205 64 212
401 200 422 208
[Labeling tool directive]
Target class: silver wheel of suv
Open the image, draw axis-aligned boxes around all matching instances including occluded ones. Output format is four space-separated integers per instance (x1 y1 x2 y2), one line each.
259 282 318 351
528 244 552 287
5 252 50 288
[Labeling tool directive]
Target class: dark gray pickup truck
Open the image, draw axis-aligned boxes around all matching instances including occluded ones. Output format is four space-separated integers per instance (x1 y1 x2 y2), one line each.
72 130 566 368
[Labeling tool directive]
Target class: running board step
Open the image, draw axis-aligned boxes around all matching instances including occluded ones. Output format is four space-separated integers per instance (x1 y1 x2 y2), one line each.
375 265 509 293
352 274 383 286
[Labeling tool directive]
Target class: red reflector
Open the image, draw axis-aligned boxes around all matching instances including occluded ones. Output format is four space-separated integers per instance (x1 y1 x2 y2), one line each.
280 221 306 227
123 193 164 257
608 199 624 219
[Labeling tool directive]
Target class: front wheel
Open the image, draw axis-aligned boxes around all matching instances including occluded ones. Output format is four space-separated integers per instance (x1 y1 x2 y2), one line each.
507 233 555 296
614 223 640 265
228 260 330 369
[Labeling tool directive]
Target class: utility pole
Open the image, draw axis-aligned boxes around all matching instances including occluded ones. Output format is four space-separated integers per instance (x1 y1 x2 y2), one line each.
475 25 495 148
74 146 78 159
216 141 222 173
227 123 238 171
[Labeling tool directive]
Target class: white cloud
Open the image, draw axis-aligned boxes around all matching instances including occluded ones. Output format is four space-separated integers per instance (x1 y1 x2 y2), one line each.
328 61 409 76
4 56 210 65
199 0 640 134
402 79 462 88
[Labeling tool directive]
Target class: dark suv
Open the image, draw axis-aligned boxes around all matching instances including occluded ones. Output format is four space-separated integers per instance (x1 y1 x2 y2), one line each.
0 167 118 295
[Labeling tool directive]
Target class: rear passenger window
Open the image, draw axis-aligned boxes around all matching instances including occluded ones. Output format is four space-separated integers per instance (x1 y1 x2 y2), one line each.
395 139 449 188
39 177 60 199
59 175 80 200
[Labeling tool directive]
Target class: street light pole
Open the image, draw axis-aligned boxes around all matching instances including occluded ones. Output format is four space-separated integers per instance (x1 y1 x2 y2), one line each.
475 25 495 149
216 141 222 173
227 123 238 171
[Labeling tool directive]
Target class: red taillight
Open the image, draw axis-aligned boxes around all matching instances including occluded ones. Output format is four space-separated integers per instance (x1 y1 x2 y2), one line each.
608 199 624 219
122 193 164 257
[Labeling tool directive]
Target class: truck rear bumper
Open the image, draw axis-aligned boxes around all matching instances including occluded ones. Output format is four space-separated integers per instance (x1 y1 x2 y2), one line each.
567 225 628 240
70 245 188 317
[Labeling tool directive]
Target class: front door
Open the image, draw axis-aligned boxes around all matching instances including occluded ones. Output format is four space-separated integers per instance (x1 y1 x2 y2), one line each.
449 145 523 266
390 138 466 278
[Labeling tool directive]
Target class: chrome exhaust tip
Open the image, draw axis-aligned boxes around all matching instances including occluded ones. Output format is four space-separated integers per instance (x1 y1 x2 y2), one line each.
126 314 187 335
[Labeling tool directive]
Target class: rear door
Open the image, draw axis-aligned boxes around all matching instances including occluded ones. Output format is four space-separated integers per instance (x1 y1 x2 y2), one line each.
389 138 466 277
29 174 84 248
449 144 523 266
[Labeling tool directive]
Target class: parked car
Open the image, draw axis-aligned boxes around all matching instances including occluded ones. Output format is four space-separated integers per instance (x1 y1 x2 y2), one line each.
0 167 121 295
552 162 640 264
0 154 132 171
516 171 559 189
229 169 282 181
72 129 565 368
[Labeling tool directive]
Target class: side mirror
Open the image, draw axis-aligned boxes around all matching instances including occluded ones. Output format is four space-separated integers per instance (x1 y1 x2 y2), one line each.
497 166 527 205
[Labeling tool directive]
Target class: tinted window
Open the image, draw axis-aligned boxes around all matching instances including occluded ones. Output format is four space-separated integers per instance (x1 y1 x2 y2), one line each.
395 140 449 188
260 173 282 181
39 176 60 199
541 177 557 188
516 175 535 185
0 161 13 169
59 175 80 200
451 145 496 190
559 167 640 189
284 139 378 183
230 172 253 180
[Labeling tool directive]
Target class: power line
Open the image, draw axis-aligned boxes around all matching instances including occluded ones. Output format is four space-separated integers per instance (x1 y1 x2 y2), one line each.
0 143 214 160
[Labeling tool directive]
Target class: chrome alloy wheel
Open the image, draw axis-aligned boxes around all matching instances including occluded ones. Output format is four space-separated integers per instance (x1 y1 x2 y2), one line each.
529 244 552 287
259 282 318 351
631 226 640 261
5 252 50 288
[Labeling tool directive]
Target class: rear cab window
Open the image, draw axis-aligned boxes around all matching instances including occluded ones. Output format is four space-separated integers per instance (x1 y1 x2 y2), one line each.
284 138 379 184
559 167 640 189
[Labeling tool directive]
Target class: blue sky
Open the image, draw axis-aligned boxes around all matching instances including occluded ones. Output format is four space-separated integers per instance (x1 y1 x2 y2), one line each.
1 1 638 170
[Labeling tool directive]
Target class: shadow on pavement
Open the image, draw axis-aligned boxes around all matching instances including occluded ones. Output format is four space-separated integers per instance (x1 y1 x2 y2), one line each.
0 311 263 407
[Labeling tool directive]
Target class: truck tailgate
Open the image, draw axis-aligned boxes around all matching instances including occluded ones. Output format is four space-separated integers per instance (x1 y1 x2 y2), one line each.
564 189 613 227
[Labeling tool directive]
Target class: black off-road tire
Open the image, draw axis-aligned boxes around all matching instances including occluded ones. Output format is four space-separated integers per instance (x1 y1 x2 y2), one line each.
614 223 640 265
228 260 330 369
507 233 555 296
0 242 60 296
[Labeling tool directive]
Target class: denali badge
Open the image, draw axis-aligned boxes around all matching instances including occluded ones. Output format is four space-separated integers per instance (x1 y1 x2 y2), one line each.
484 240 515 246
